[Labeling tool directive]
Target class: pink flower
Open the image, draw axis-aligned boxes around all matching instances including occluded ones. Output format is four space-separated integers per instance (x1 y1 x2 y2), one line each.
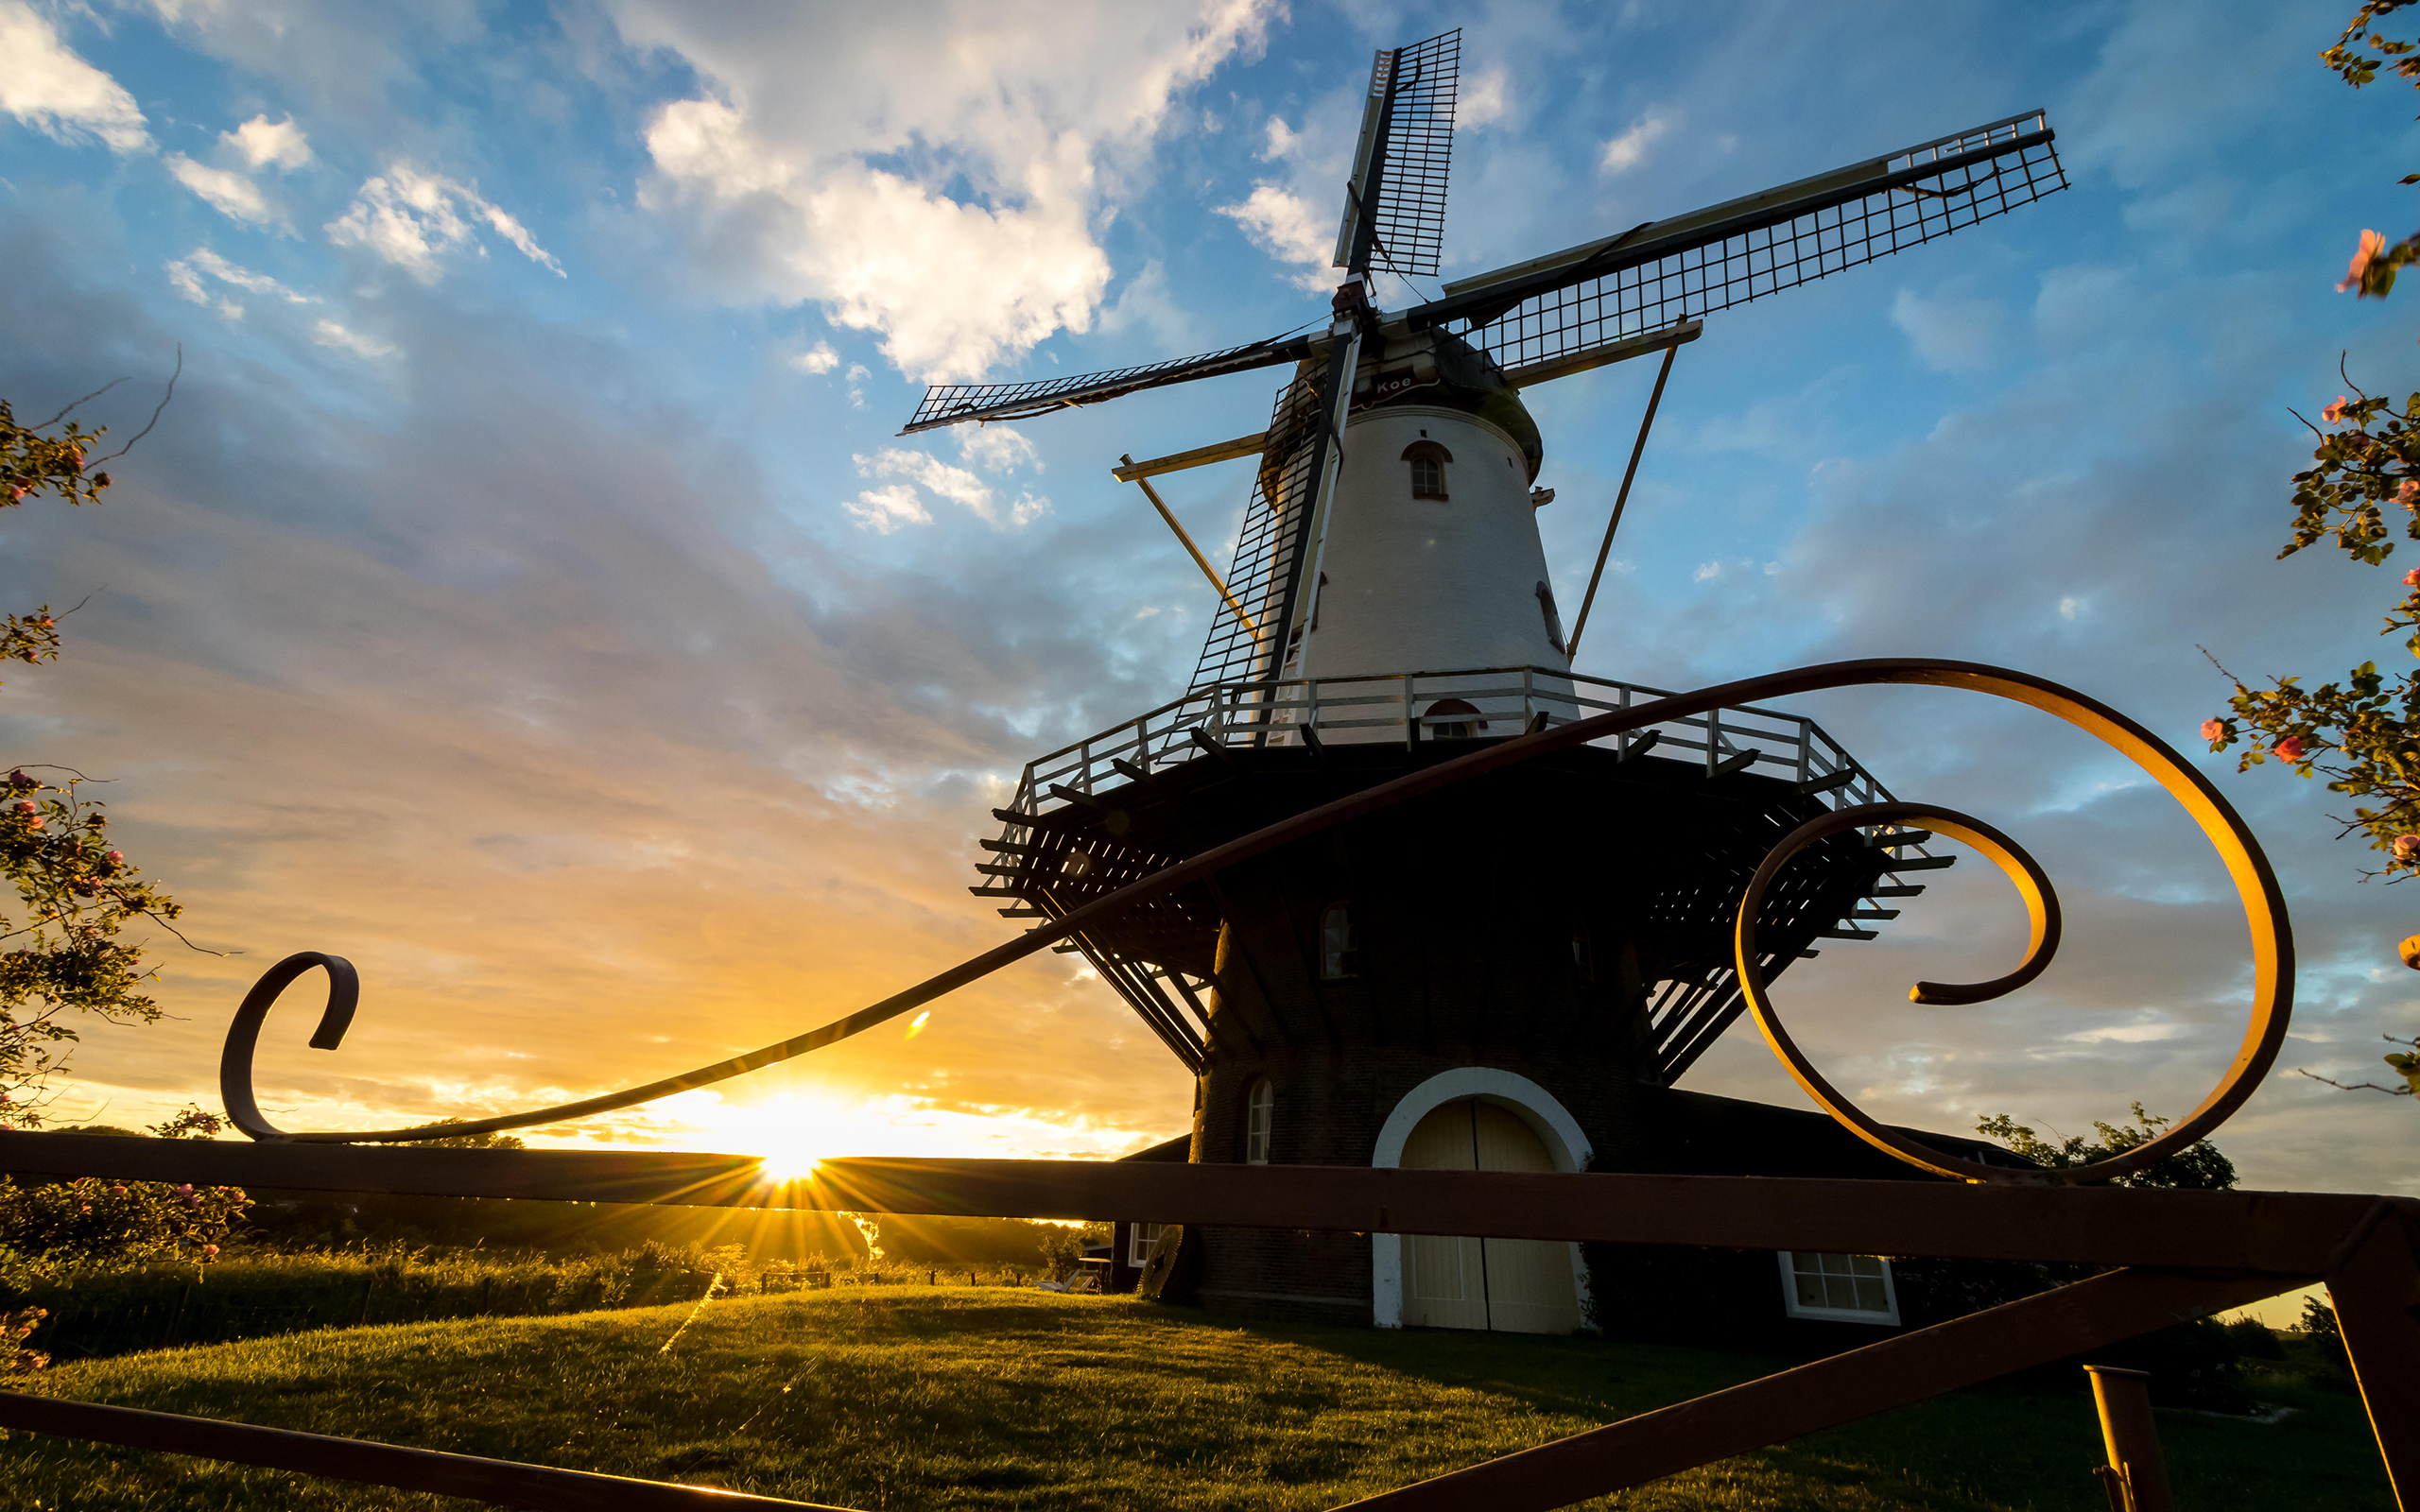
9 799 32 815
109 1186 125 1197
177 1183 192 1195
2407 568 2420 588
2341 230 2390 292
201 1245 218 1258
2276 736 2308 762
102 851 122 868
2325 396 2354 424
2400 480 2420 507
2395 834 2420 860
2201 718 2224 742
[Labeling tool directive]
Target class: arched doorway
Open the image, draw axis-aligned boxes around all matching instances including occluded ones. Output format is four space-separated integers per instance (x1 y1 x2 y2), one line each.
1398 1099 1582 1332
1370 1069 1593 1332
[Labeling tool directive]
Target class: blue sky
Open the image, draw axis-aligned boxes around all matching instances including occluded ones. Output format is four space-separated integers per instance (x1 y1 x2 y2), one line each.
1 0 2414 1210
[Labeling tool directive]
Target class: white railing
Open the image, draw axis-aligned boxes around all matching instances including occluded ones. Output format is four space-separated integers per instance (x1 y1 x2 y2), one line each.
999 664 1906 824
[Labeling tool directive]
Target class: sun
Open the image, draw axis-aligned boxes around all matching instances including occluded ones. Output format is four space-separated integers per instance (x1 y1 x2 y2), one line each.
676 1093 854 1183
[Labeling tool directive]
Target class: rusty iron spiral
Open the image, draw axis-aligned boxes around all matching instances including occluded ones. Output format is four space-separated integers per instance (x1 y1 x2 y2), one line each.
221 660 2290 1183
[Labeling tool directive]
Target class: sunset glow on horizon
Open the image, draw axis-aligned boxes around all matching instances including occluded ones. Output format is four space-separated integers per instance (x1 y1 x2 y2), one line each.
0 0 2412 1204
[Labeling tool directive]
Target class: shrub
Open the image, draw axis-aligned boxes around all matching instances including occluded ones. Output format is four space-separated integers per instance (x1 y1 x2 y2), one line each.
0 1175 247 1269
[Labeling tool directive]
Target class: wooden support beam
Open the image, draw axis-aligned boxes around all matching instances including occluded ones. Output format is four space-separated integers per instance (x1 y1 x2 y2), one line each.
1707 748 1760 779
1499 318 1703 390
1111 432 1267 481
1119 458 1261 640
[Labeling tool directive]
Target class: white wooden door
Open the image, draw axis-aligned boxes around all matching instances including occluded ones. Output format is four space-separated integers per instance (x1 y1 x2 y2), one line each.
1399 1100 1489 1330
1396 1099 1582 1334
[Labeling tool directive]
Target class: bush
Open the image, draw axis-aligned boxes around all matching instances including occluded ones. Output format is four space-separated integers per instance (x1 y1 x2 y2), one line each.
0 1175 247 1270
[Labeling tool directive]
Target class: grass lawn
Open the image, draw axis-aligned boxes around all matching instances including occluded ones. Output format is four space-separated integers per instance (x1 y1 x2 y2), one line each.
0 1288 2393 1510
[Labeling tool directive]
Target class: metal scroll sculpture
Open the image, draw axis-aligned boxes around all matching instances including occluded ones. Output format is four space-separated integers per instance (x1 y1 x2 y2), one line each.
220 660 2291 1184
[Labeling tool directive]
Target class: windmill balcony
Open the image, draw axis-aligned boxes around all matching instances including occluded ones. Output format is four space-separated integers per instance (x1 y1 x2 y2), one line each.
999 662 1927 838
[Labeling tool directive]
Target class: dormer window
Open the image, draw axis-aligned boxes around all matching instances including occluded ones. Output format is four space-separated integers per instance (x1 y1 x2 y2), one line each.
1401 440 1453 500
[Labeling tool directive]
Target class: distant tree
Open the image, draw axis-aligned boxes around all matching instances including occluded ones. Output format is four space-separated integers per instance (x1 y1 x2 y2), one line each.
1975 1105 2238 1189
413 1118 527 1150
2 369 189 1128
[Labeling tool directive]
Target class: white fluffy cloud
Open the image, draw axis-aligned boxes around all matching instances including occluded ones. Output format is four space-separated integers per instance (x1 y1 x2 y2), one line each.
327 164 563 283
843 481 932 534
615 0 1278 384
787 341 840 375
311 318 398 358
165 248 314 317
848 431 1049 532
0 0 151 153
166 152 276 225
1216 182 1333 291
1458 66 1509 130
227 112 310 169
1600 109 1671 174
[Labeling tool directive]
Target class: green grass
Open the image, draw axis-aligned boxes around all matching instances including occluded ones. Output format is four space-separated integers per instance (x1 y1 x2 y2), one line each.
0 1289 2394 1510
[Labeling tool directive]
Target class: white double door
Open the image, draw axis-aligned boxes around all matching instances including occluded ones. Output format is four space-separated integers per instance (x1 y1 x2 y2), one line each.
1399 1098 1582 1333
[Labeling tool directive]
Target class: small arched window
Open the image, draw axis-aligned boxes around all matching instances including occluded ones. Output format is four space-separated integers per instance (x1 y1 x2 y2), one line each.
1320 901 1359 978
1401 439 1453 500
1246 1078 1274 1164
1422 697 1486 740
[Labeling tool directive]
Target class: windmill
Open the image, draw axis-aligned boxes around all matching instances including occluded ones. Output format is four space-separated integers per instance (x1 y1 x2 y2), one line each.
924 32 2067 1331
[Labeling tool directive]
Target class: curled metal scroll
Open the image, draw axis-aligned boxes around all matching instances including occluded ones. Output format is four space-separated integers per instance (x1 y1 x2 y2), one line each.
221 660 2290 1165
1736 678 2290 1185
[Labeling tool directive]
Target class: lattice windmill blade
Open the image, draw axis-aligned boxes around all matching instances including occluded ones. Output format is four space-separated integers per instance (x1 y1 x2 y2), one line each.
898 331 1323 436
1409 109 2066 382
1332 28 1461 282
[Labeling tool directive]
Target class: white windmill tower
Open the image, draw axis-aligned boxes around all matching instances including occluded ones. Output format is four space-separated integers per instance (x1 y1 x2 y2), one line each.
913 33 2067 1330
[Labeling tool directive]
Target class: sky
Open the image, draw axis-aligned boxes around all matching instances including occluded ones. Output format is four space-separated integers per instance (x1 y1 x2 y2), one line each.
0 0 2414 1221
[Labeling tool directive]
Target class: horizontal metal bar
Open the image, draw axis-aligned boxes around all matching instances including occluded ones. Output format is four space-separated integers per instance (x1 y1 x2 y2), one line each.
0 1391 842 1511
3 1138 2400 1276
1337 1266 2298 1512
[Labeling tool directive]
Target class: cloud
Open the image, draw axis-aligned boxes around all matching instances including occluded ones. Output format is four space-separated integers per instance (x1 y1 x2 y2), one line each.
615 0 1278 383
164 249 316 318
312 318 398 358
853 446 1048 530
226 112 310 170
165 260 240 319
327 164 564 283
1458 66 1508 129
1599 110 1670 174
842 482 932 534
0 0 151 154
1889 287 2011 372
165 152 278 226
1262 114 1302 159
959 423 1040 473
1216 182 1333 290
787 341 840 375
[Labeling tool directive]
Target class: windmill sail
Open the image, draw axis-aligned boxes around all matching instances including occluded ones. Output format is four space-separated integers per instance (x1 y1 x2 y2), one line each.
1190 354 1334 692
900 332 1318 436
1333 28 1461 280
1413 110 2065 375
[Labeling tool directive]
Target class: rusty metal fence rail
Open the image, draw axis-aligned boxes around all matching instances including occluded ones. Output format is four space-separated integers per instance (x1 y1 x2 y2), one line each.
0 659 2409 1507
0 1143 2411 1509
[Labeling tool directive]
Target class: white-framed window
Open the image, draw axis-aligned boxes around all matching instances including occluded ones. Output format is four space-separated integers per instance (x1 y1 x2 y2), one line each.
1129 1222 1167 1267
1246 1078 1274 1164
1777 1251 1900 1325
